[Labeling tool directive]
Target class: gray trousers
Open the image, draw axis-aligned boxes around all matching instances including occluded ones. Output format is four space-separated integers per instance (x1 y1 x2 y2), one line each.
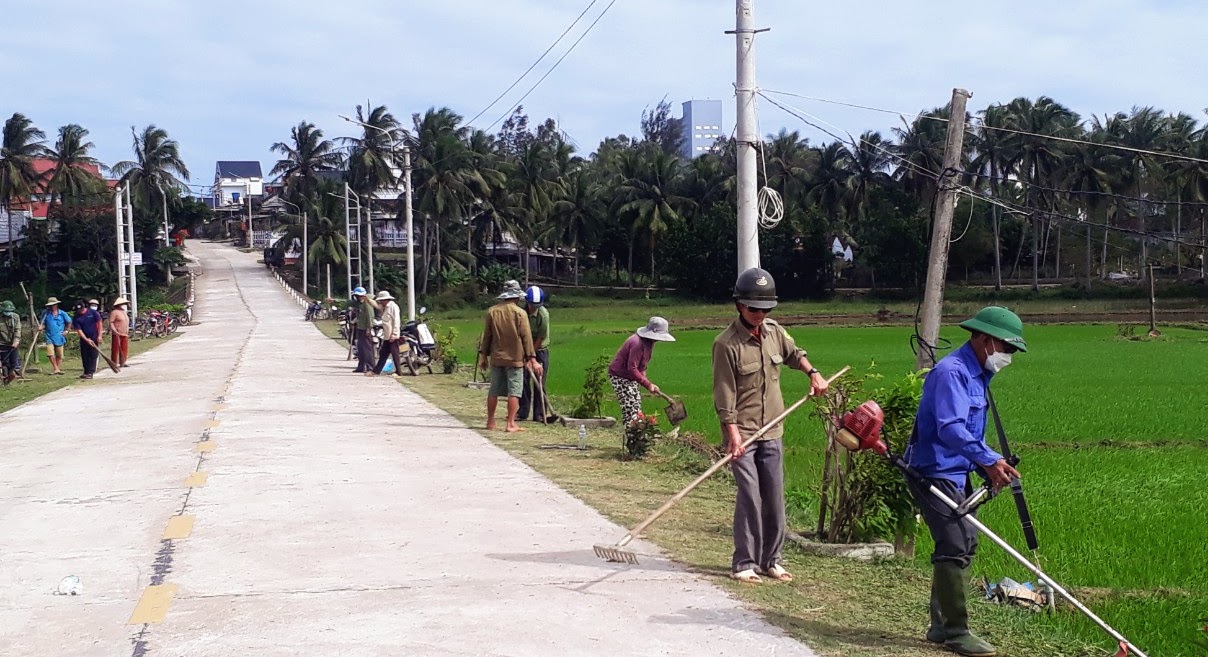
518 349 550 421
355 329 375 372
730 438 786 573
908 476 979 569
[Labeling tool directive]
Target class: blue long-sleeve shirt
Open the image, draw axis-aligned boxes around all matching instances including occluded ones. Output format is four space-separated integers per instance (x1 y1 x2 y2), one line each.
907 342 1003 485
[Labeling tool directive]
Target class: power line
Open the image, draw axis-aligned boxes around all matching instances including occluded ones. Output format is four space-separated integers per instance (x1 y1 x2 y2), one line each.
485 0 620 132
761 88 1208 167
466 0 601 127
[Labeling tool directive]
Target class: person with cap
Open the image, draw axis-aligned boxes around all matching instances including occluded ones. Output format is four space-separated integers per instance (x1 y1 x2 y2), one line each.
369 290 403 377
517 285 551 422
72 300 104 379
41 297 72 375
479 280 542 432
607 316 675 426
107 297 131 368
350 286 381 374
713 267 830 585
905 306 1026 657
0 300 21 385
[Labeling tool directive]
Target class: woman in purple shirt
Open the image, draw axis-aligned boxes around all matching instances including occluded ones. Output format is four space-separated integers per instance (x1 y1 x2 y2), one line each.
607 316 675 426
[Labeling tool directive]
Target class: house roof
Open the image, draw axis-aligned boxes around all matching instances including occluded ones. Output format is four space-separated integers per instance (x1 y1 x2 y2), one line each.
216 161 263 179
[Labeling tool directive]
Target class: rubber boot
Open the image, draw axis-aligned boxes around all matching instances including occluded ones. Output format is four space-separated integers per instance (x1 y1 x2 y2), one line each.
934 562 997 657
925 574 948 643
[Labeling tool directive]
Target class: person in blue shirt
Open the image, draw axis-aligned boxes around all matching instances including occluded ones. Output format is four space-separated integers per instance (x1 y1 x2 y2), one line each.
41 297 72 375
71 300 104 379
906 306 1025 657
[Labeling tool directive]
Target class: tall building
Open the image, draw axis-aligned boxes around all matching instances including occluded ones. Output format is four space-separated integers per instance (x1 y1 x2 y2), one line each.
681 100 724 159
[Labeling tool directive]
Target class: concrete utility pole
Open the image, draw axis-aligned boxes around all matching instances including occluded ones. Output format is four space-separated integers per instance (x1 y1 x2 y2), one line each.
731 0 763 273
114 189 126 299
915 88 972 371
403 146 416 321
125 184 139 321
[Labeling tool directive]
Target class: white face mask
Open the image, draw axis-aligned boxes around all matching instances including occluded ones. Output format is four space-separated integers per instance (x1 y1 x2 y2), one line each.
89 305 98 311
984 349 1012 374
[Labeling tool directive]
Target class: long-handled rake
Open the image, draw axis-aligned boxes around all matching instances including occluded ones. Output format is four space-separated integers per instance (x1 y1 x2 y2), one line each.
594 366 849 564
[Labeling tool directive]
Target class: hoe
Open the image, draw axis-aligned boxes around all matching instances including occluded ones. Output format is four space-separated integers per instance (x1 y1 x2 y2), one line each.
835 400 1148 657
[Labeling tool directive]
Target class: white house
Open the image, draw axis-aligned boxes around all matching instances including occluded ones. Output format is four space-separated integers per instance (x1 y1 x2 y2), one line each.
213 161 264 206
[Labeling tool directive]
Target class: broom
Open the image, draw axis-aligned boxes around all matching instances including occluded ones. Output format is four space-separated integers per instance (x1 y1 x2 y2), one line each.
80 336 121 374
594 366 849 564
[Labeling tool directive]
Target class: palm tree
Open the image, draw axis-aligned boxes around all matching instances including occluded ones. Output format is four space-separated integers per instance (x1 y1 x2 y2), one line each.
552 167 601 284
614 147 685 285
1061 134 1118 284
45 124 104 203
892 109 948 205
970 104 1017 289
343 104 402 199
307 183 349 300
270 121 342 207
111 125 191 244
843 130 894 239
806 142 853 227
0 113 46 264
1001 97 1080 289
509 140 560 281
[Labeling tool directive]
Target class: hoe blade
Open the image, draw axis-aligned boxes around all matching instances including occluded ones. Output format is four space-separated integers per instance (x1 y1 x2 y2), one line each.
593 544 639 564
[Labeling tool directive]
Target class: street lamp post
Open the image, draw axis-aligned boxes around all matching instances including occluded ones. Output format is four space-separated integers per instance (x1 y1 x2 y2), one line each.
278 199 308 298
338 114 416 321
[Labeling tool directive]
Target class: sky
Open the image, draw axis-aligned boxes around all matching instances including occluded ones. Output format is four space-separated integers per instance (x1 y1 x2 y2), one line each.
4 0 1207 195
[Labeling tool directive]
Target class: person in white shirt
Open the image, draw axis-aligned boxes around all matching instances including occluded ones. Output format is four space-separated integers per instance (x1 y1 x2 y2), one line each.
369 290 404 376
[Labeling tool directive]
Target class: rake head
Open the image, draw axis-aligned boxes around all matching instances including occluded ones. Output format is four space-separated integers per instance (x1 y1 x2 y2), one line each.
593 544 639 564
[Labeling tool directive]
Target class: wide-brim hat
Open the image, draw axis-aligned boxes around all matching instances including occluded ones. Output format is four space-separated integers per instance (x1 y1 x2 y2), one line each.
375 290 395 301
45 297 61 307
88 298 99 306
113 297 130 307
960 306 1027 352
636 316 675 342
497 279 524 300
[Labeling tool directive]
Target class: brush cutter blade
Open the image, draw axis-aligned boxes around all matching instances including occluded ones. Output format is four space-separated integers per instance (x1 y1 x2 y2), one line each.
593 544 639 564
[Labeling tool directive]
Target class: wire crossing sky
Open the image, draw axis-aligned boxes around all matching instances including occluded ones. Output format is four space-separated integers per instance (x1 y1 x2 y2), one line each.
3 0 1206 188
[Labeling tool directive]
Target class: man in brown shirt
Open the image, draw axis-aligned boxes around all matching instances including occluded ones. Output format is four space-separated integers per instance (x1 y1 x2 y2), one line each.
107 297 131 368
713 267 828 584
479 280 543 432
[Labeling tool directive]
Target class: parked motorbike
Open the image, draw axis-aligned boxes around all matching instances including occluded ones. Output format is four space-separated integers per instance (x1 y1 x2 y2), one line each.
402 306 436 374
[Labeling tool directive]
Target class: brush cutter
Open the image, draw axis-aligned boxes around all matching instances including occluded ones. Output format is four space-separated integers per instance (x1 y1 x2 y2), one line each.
653 389 687 426
594 366 850 565
834 400 1149 657
81 336 121 374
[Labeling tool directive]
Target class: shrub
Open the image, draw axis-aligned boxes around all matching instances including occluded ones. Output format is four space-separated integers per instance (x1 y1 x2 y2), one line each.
59 262 119 304
622 413 661 460
435 325 459 374
569 355 610 418
476 263 523 295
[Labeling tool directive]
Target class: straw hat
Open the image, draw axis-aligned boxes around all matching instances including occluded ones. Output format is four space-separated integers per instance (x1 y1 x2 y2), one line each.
113 297 130 308
375 290 395 301
45 297 61 307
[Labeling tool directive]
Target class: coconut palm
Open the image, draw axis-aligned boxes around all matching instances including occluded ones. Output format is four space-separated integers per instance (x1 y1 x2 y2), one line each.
111 125 191 232
0 113 46 264
843 131 894 238
45 124 104 203
342 104 402 199
614 147 685 285
508 140 561 281
552 167 601 284
969 104 1018 288
806 141 853 227
270 121 342 207
892 109 948 205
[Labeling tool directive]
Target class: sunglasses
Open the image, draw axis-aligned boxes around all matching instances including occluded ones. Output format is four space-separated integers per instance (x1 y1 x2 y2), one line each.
741 305 772 314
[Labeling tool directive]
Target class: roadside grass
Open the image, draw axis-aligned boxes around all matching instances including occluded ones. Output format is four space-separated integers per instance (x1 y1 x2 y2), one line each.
314 318 1206 656
0 335 176 414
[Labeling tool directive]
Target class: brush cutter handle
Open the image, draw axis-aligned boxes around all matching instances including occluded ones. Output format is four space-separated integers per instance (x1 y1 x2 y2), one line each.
615 366 850 548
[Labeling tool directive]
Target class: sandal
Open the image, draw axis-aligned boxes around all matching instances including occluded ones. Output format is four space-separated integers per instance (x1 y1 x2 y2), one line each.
731 568 762 584
761 564 794 582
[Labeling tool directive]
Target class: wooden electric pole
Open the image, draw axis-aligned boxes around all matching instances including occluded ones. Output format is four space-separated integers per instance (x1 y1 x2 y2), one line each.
916 88 972 371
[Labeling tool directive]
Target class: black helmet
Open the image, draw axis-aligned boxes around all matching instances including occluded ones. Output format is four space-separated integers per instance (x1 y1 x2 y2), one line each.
733 267 778 309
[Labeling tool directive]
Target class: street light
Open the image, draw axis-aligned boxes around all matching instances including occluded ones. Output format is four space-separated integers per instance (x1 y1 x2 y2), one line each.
277 198 308 298
338 114 416 321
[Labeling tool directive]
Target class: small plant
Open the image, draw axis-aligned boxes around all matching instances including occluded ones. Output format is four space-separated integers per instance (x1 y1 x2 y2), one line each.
476 263 523 294
570 355 610 418
436 326 459 374
623 413 661 460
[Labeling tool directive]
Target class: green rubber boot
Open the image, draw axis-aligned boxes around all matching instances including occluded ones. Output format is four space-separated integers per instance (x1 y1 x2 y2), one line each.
926 573 948 642
933 562 997 657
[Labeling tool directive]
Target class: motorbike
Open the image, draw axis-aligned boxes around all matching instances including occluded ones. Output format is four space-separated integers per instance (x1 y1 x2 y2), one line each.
402 306 436 374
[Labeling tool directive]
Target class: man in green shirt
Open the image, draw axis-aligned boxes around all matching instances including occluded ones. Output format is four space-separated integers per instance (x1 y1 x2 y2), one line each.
1 300 23 385
518 285 550 422
351 286 381 373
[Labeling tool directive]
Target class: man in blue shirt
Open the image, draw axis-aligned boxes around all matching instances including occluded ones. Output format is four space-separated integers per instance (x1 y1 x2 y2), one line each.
41 297 72 375
907 306 1025 657
72 301 104 379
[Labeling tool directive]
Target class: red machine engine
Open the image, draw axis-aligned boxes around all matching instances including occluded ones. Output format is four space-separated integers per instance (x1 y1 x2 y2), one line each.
836 400 887 455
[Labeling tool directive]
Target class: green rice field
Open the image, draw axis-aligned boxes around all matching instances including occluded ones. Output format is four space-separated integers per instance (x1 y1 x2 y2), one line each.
434 313 1208 655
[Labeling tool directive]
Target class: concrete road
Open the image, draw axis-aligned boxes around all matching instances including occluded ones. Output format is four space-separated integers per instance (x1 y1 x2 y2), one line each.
0 241 817 657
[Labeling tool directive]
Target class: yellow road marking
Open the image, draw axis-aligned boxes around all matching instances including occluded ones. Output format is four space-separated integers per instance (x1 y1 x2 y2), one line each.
196 441 216 453
184 472 208 487
162 515 195 539
128 584 178 624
